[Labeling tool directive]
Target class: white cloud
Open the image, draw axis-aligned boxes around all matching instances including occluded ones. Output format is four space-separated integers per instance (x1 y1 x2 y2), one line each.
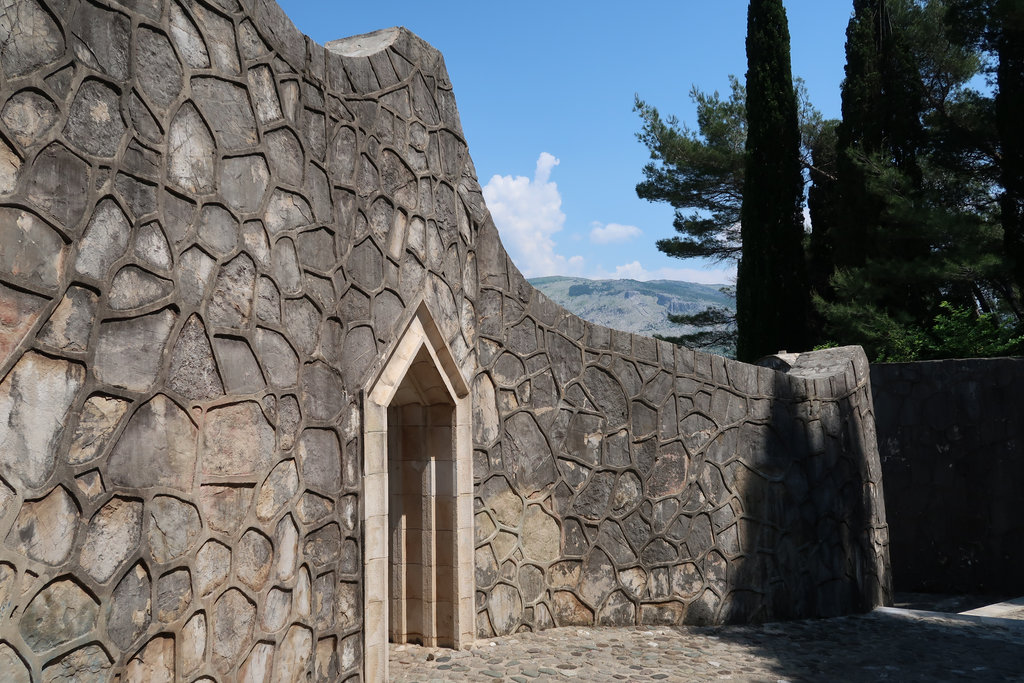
589 222 642 244
483 153 584 278
598 260 736 286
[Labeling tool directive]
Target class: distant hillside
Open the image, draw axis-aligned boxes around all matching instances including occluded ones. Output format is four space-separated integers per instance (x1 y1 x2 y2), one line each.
529 276 735 339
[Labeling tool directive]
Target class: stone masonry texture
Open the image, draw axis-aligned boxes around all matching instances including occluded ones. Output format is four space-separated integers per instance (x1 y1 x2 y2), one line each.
0 0 890 679
873 359 1024 596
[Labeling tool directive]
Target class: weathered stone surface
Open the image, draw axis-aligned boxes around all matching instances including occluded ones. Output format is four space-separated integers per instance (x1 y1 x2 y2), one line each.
41 643 112 683
262 586 291 632
20 578 99 652
108 394 197 491
178 246 217 305
273 624 313 680
72 1 130 80
201 401 275 476
0 0 64 79
64 79 126 158
107 563 151 651
1 643 29 682
0 136 21 195
168 314 224 401
196 539 230 597
240 642 275 682
285 296 321 355
123 635 174 682
79 496 143 583
264 188 314 235
480 475 522 527
135 221 173 270
208 253 256 328
38 285 98 353
5 485 77 565
169 102 217 194
487 583 523 636
67 394 130 465
504 411 555 496
2 89 57 147
0 352 84 489
212 336 265 393
148 495 202 562
94 309 177 392
248 64 282 123
25 143 90 233
237 528 273 591
274 514 299 582
301 361 345 421
0 207 66 291
169 2 209 68
0 283 47 367
522 504 560 563
198 203 239 257
220 154 270 213
156 568 192 622
256 459 299 521
182 612 206 676
200 484 253 535
297 428 341 492
266 128 304 186
136 27 182 112
192 77 258 151
213 587 256 671
304 522 343 569
108 266 174 310
74 199 130 280
254 327 298 388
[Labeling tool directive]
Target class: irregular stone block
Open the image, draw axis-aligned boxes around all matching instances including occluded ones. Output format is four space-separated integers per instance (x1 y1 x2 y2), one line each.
220 154 270 214
37 285 98 353
0 136 21 194
273 624 313 681
169 2 210 68
503 411 555 496
169 102 217 194
256 458 298 521
64 79 126 158
41 643 112 683
198 203 240 257
240 642 275 682
2 89 57 147
487 583 522 636
191 77 258 150
178 246 217 306
156 568 193 622
181 612 206 676
207 253 256 328
79 496 143 584
266 128 304 186
107 563 151 651
0 207 66 291
212 588 255 672
0 352 84 489
301 361 345 421
108 266 174 310
304 522 342 569
274 514 299 582
196 539 230 597
200 484 253 535
201 401 275 476
136 27 183 113
123 635 174 682
248 64 282 123
522 504 560 563
108 394 197 491
20 578 99 652
4 485 78 565
264 188 314 235
0 282 47 366
297 428 341 492
135 221 173 271
168 314 224 401
236 528 273 591
75 198 131 280
148 495 202 563
72 1 130 80
0 0 64 79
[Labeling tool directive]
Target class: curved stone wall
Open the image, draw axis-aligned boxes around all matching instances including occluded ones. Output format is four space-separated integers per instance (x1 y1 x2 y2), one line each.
0 0 889 679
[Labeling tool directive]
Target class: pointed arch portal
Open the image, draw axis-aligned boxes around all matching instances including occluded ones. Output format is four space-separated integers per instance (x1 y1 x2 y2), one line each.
362 303 475 680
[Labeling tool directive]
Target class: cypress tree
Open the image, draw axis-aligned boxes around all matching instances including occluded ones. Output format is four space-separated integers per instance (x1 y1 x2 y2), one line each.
736 0 809 361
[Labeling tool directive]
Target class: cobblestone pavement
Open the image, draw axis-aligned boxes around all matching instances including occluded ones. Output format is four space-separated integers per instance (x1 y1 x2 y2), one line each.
390 609 1024 681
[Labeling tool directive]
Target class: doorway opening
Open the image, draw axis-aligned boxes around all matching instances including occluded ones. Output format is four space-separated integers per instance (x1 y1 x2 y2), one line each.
362 303 474 680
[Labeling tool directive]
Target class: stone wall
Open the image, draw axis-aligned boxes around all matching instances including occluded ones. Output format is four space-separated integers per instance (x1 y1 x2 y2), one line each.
0 0 890 679
872 359 1024 595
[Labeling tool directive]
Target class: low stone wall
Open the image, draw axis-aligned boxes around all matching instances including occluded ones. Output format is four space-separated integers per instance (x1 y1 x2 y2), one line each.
872 359 1024 595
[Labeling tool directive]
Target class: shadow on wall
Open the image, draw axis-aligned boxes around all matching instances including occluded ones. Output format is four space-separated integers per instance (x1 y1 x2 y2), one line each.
872 358 1024 595
722 348 890 623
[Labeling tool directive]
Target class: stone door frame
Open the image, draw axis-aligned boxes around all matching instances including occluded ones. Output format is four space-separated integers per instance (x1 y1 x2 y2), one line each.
362 302 475 681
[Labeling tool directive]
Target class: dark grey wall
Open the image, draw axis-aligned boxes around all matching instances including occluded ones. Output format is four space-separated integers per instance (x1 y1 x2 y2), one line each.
872 359 1024 595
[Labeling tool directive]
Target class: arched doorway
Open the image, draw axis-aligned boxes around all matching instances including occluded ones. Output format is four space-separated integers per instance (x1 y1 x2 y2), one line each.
362 303 474 680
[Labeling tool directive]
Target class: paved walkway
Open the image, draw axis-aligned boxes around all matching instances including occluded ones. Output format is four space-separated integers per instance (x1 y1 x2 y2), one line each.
389 607 1024 681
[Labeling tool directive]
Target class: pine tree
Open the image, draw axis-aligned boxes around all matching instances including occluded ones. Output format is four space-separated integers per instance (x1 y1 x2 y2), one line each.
735 0 809 361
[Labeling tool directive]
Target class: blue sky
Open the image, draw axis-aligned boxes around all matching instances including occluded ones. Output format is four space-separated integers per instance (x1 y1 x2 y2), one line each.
276 1 854 285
